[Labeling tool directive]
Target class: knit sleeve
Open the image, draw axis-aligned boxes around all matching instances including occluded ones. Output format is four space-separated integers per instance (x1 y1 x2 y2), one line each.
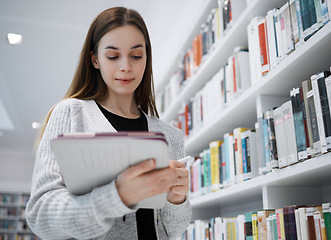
156 119 192 239
26 100 135 239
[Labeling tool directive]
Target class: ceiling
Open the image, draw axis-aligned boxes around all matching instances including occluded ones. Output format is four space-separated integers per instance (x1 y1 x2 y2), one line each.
0 0 206 159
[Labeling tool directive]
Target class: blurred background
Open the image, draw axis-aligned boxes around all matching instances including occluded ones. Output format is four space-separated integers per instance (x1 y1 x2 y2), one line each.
0 0 205 191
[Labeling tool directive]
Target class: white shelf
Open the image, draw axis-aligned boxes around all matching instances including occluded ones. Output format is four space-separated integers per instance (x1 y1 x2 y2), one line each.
159 0 331 224
190 152 331 209
184 22 331 155
160 0 288 122
0 192 38 240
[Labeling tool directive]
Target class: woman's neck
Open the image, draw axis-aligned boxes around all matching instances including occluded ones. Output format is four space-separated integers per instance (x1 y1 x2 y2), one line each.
98 94 140 119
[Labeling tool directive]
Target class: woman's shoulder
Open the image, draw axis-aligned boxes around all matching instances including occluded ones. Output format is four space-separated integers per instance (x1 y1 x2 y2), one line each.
153 117 184 138
53 98 94 116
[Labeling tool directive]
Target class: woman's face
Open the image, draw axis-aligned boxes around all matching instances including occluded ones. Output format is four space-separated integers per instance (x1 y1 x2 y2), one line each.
92 25 147 98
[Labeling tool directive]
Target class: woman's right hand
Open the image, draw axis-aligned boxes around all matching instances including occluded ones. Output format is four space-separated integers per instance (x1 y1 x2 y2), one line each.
115 159 177 208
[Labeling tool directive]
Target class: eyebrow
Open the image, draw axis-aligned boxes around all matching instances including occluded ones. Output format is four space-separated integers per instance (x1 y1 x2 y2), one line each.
105 44 144 50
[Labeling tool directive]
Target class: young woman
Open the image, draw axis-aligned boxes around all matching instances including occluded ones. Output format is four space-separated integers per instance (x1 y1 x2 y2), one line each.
26 7 191 240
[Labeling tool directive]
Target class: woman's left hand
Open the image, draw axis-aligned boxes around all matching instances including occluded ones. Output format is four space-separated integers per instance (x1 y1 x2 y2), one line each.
167 160 189 205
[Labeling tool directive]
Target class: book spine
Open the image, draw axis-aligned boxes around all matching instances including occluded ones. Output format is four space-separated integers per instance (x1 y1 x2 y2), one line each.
266 9 278 70
300 0 313 39
258 17 270 76
314 0 324 29
299 87 311 157
284 2 295 55
299 207 310 240
288 206 298 240
322 203 331 240
295 0 305 43
311 73 328 153
316 71 331 151
314 211 323 240
295 209 302 240
245 212 253 240
302 80 314 153
319 0 330 25
266 109 279 169
307 89 322 155
275 10 285 63
307 207 317 240
291 87 308 161
252 212 259 240
263 115 271 171
289 0 300 48
273 106 289 168
209 141 221 191
247 17 263 84
276 208 286 240
282 101 299 165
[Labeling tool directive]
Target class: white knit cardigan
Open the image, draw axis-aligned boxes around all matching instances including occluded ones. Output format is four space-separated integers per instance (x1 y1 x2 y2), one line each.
26 98 191 240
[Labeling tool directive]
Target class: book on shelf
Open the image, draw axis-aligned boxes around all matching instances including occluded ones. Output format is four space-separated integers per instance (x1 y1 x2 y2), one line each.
257 17 270 77
326 67 331 121
276 207 286 240
291 87 309 161
322 202 331 240
241 129 259 181
202 149 212 195
252 212 259 240
233 127 250 183
311 70 331 153
209 140 222 191
247 16 265 85
299 86 311 157
302 79 315 156
282 100 299 166
273 105 289 168
281 2 295 56
266 8 279 70
245 212 254 240
257 209 275 240
306 206 318 240
265 109 279 170
223 132 236 186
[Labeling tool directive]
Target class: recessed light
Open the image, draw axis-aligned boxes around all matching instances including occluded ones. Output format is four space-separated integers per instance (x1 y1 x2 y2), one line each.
32 122 41 129
7 33 23 45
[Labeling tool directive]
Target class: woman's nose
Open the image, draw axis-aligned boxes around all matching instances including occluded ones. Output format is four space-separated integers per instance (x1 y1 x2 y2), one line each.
119 57 132 72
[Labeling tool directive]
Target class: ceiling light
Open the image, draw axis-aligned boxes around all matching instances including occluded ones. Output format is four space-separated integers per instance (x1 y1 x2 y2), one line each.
32 122 41 129
7 33 23 45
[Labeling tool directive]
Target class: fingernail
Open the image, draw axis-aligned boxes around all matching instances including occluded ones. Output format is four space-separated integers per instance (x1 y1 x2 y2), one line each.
148 159 155 167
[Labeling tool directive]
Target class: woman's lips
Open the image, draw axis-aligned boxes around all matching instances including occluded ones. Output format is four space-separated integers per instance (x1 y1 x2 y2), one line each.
116 78 134 84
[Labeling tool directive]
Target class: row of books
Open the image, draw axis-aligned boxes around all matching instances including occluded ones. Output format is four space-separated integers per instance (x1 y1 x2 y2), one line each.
248 0 330 84
186 127 259 198
184 67 331 198
157 0 248 114
172 46 251 137
257 69 331 174
179 203 331 240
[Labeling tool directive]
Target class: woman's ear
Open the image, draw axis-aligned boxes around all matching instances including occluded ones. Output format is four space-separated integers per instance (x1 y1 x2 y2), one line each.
90 52 99 69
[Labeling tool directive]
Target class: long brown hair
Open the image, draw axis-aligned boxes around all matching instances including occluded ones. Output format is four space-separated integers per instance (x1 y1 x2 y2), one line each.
36 7 159 147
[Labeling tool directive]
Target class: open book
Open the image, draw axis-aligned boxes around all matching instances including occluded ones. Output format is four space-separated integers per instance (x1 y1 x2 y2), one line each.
51 132 169 209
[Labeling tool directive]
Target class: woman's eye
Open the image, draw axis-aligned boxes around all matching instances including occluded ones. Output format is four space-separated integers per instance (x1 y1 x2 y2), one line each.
108 56 119 60
132 56 142 59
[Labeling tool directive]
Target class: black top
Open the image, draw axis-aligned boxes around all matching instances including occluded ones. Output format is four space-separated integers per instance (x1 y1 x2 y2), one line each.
96 103 157 240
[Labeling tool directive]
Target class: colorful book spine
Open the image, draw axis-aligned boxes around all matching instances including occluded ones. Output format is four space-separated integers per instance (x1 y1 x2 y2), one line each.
322 203 331 240
257 17 270 76
276 208 286 240
209 141 222 191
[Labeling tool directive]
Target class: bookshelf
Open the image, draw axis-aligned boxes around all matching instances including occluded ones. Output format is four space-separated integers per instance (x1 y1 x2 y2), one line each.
157 0 331 226
0 192 39 240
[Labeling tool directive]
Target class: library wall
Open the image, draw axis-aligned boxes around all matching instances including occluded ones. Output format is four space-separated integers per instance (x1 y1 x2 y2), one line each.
0 152 34 192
